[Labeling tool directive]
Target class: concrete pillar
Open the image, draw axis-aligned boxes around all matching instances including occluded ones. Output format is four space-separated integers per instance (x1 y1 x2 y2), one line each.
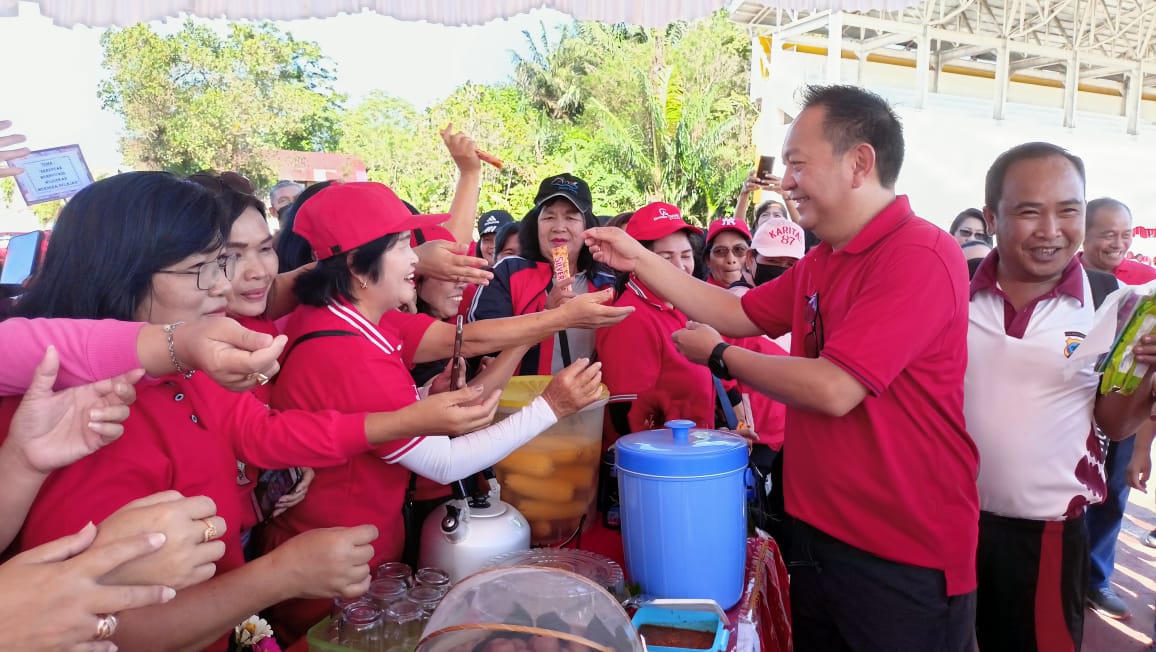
993 41 1010 120
1126 63 1144 135
1062 54 1079 128
826 11 844 83
915 29 931 109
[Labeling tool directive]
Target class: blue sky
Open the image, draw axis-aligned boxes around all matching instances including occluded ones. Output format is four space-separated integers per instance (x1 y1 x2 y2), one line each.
0 1 572 173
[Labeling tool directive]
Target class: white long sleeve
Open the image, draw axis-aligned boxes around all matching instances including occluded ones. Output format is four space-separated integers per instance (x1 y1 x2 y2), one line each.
393 396 558 484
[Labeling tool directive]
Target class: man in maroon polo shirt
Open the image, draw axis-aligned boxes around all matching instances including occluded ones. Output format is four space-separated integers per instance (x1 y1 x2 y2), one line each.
583 84 977 651
968 144 1156 651
1079 197 1156 618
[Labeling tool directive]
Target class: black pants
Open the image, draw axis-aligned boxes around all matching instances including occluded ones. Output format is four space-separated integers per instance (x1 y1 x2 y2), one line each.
976 511 1088 652
789 519 976 652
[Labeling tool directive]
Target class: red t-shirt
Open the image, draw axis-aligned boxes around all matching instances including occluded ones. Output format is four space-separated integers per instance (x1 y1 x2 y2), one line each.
0 373 370 651
726 334 787 449
740 195 978 595
265 300 435 640
595 278 717 441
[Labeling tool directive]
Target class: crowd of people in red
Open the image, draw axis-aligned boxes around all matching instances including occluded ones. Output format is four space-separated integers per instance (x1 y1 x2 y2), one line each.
0 81 1154 652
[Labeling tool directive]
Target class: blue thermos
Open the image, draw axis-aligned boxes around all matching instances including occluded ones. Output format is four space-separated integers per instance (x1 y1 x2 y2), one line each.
615 419 749 609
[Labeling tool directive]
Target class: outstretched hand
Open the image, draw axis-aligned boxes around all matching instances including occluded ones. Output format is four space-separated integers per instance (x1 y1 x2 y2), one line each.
0 120 29 179
6 346 142 475
671 321 724 366
582 226 648 273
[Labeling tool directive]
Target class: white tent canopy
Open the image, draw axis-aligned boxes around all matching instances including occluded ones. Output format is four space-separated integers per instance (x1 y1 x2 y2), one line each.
0 0 919 28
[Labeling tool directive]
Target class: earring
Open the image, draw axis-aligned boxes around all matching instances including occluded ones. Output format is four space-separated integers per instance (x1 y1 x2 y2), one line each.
359 279 367 289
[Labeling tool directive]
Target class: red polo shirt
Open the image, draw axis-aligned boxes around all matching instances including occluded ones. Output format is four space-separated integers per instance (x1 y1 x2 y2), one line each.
595 278 717 438
727 334 787 449
740 195 978 595
0 373 370 652
1077 252 1156 285
265 299 435 640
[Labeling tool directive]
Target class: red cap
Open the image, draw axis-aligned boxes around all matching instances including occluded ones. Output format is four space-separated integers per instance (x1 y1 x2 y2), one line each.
295 182 448 260
625 202 702 242
706 217 751 245
410 224 456 248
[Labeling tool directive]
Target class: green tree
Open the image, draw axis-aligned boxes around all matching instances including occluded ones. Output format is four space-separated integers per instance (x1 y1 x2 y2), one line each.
540 12 756 221
98 21 345 189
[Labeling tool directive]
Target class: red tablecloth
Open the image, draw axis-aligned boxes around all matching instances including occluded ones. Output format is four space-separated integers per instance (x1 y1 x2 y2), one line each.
291 523 792 652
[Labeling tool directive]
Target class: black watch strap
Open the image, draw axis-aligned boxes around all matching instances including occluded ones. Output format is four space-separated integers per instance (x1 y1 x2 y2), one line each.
709 342 733 381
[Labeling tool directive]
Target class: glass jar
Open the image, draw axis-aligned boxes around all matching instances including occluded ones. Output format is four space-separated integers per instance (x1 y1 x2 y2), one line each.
415 566 451 591
385 599 425 652
366 577 407 610
339 603 385 652
326 596 367 643
374 561 413 587
405 584 445 619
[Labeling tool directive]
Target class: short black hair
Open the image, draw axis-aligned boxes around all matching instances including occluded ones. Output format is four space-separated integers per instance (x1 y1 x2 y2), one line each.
186 171 267 233
276 181 335 273
294 232 401 307
1085 197 1132 230
799 84 905 188
518 196 600 274
14 172 226 322
984 142 1086 213
949 208 986 236
493 221 521 257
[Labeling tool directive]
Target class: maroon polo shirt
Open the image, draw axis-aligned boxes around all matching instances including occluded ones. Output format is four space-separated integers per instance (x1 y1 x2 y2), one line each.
740 195 979 595
972 253 1085 338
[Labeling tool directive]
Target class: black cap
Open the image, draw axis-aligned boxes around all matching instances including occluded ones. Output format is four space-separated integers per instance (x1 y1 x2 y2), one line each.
477 209 514 236
531 173 593 217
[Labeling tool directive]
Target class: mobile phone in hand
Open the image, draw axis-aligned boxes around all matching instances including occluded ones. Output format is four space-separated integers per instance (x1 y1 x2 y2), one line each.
756 155 776 180
450 316 464 391
252 467 303 522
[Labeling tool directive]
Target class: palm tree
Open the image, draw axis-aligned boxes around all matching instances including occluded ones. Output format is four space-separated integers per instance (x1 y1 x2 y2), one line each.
588 60 746 222
512 22 589 123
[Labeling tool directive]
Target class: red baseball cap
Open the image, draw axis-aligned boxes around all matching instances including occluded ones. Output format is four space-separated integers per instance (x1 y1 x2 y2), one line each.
626 202 702 242
295 182 448 260
410 224 456 248
706 217 751 245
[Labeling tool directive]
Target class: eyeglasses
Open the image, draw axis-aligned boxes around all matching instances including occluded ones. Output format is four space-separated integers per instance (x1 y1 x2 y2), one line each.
803 292 824 359
711 244 750 259
156 253 239 290
955 227 986 241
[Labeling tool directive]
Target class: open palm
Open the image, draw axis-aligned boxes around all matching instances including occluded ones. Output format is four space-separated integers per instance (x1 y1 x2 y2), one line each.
7 347 142 474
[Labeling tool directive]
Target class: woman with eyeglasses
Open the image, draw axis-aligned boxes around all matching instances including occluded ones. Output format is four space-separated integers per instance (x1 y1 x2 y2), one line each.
0 171 508 651
595 203 721 442
949 207 989 246
704 217 753 290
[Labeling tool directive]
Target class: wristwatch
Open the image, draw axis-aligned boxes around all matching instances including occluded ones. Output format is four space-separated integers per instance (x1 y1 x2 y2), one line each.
708 342 733 381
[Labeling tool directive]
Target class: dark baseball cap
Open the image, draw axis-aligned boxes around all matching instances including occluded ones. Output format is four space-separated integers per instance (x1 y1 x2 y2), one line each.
477 209 514 236
531 173 593 217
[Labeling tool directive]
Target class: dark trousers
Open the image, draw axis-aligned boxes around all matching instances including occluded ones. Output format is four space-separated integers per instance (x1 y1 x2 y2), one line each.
1086 435 1134 591
789 519 976 652
976 511 1088 652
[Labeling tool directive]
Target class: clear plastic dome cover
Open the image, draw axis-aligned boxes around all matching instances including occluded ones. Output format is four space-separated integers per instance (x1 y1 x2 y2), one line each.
416 566 643 652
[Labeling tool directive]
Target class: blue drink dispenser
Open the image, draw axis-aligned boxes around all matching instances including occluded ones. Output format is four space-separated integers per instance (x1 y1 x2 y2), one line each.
615 420 749 609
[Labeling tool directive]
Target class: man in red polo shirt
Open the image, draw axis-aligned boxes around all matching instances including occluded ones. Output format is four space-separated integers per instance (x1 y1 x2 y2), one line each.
1078 197 1156 618
583 84 977 651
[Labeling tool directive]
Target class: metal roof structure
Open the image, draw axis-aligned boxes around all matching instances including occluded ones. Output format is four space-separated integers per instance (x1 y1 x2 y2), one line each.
730 0 1156 132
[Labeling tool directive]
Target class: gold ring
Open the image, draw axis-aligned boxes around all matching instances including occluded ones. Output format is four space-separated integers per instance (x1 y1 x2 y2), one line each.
248 372 270 386
200 518 219 544
95 614 118 640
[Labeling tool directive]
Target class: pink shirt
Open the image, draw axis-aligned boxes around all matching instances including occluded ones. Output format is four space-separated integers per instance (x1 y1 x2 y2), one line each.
0 318 144 395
